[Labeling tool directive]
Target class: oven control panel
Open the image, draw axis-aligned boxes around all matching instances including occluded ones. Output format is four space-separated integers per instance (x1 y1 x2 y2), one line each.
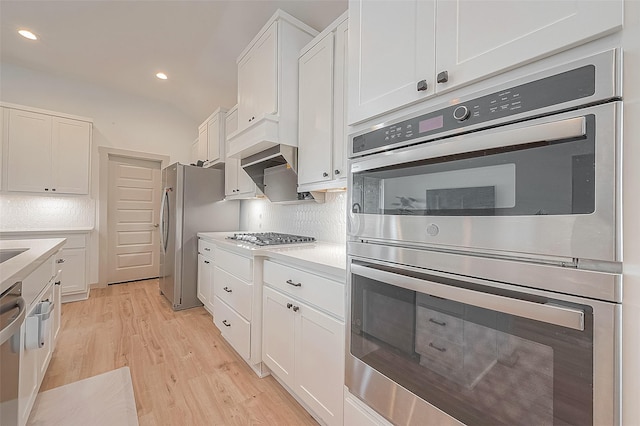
352 65 596 156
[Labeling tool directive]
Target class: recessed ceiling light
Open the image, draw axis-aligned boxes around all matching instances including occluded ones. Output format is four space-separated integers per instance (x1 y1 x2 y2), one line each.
18 29 38 40
156 72 168 80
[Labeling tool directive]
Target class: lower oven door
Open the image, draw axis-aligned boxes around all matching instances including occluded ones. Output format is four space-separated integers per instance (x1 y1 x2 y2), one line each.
346 259 620 426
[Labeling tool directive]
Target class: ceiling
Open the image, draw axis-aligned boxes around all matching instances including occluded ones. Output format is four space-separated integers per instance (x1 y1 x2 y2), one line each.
0 0 348 123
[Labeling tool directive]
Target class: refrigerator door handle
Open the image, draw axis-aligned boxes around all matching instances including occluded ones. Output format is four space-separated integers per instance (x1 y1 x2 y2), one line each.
160 187 171 254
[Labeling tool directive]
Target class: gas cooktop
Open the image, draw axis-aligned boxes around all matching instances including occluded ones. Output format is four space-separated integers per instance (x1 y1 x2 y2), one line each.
227 232 316 247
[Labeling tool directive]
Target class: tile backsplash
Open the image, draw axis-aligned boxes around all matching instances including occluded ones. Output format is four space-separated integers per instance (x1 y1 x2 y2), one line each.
0 194 95 230
239 192 347 244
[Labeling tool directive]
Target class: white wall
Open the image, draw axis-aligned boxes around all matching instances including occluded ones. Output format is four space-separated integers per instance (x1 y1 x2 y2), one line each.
0 62 196 163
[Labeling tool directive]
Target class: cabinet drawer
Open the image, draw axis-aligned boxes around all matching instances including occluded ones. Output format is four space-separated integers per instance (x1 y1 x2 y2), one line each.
213 296 250 360
213 266 252 320
214 247 252 282
416 306 463 345
416 336 463 372
263 260 344 319
198 239 216 258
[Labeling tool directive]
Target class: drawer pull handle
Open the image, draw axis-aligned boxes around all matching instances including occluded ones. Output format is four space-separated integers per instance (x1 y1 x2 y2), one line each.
204 260 210 264
286 303 293 309
286 279 302 287
57 259 65 264
429 342 447 353
292 306 299 312
428 318 446 327
204 247 211 251
223 287 232 293
55 281 61 286
222 320 231 327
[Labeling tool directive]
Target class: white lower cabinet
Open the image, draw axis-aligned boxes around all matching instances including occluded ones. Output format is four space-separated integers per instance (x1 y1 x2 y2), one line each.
1 231 90 302
197 238 216 313
213 296 251 359
262 260 345 426
19 253 61 426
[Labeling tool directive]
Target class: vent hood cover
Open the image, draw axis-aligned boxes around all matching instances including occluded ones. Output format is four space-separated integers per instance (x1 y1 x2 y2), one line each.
241 145 314 203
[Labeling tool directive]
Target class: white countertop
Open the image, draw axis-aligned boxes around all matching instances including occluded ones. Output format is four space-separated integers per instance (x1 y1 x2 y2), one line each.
0 238 67 294
0 227 93 235
197 232 346 280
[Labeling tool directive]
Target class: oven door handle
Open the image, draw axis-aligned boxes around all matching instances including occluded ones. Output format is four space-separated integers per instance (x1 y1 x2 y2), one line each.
351 115 587 173
350 263 585 331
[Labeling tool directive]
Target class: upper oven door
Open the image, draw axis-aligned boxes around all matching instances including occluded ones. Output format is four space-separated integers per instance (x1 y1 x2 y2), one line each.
348 102 621 263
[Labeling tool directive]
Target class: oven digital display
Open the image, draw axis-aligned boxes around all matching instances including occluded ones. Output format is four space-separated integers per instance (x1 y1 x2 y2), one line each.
419 115 444 133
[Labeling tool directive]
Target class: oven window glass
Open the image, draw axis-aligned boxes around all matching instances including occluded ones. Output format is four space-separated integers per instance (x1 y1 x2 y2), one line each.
350 270 594 426
351 115 595 216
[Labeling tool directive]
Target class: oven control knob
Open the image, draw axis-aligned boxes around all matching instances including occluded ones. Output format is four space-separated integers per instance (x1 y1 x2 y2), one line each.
453 105 470 121
426 224 439 237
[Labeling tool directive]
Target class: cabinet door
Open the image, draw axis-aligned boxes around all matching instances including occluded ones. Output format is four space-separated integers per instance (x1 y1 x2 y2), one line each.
348 0 436 125
238 22 278 128
332 19 348 180
52 117 91 194
435 0 623 93
53 279 61 344
7 109 52 193
236 164 256 195
294 300 345 426
206 115 222 164
262 286 295 389
224 108 240 196
57 248 86 296
197 254 213 309
197 123 208 162
298 33 334 186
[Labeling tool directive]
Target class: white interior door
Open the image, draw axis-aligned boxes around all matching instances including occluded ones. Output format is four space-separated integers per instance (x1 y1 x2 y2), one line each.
107 156 161 284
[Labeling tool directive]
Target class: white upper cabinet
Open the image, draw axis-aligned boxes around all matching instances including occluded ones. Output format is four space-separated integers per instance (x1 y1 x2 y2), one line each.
224 105 259 199
434 0 624 93
348 0 623 125
5 106 91 194
197 107 227 166
228 10 317 159
238 22 278 129
348 0 435 125
298 13 349 193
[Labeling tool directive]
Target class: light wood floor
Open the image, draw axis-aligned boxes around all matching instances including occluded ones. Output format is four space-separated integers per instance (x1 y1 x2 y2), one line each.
41 279 318 425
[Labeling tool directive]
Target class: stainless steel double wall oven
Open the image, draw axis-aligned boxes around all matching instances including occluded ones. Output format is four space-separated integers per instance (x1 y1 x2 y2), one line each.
346 49 622 426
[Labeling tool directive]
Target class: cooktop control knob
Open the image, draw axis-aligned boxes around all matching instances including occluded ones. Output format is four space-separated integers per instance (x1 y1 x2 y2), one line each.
453 105 470 121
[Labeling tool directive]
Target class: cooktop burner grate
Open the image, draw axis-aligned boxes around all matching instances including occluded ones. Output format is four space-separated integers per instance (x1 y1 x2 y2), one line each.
227 232 316 246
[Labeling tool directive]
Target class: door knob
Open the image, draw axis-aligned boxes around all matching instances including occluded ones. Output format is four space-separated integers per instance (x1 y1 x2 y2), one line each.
153 224 159 228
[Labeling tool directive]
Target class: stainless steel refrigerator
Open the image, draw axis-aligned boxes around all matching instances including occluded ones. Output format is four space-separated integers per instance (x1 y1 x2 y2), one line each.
159 163 239 310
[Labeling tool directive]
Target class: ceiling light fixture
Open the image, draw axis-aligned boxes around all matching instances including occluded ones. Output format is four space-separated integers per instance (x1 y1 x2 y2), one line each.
156 72 168 80
18 29 38 40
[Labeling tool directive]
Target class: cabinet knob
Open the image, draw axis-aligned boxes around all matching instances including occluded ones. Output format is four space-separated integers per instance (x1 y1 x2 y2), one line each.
437 71 449 84
416 79 428 91
323 172 329 177
286 303 293 309
57 259 65 264
54 281 61 286
292 306 299 312
334 169 340 175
